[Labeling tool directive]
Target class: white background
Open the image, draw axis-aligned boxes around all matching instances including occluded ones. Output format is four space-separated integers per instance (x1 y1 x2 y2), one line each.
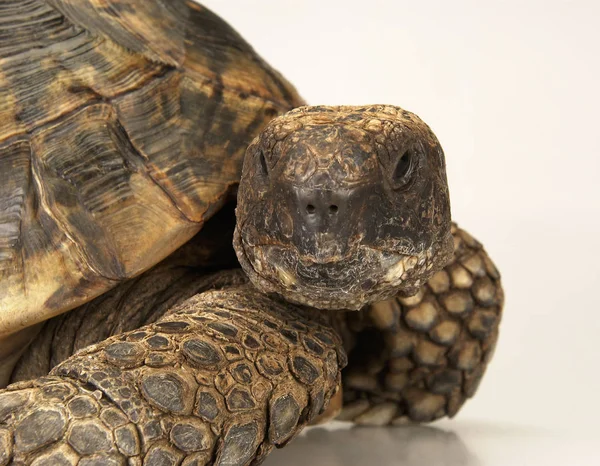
201 1 600 464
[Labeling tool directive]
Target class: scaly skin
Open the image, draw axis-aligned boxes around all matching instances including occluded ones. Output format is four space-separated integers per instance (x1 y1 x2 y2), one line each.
339 224 503 425
235 105 453 310
0 285 345 465
7 225 502 438
7 201 242 385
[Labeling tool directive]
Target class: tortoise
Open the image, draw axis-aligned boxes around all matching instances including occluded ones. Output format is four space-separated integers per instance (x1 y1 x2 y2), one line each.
0 1 504 465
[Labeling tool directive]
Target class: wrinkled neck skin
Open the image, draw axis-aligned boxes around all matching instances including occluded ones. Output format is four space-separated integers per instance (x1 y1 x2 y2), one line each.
0 325 43 387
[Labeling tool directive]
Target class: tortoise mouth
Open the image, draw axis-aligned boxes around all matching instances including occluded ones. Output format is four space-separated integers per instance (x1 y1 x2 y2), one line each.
234 227 439 310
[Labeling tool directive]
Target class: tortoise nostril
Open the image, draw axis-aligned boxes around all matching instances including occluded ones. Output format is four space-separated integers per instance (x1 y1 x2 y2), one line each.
329 205 338 214
306 204 316 214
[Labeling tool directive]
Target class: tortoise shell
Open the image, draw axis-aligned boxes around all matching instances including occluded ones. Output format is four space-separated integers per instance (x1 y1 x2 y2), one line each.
0 0 303 336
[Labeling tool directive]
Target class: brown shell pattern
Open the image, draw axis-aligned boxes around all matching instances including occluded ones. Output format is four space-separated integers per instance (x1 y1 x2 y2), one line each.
0 0 303 336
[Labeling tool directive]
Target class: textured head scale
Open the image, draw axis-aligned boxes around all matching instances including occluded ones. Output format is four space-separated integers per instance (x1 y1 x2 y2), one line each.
235 105 453 310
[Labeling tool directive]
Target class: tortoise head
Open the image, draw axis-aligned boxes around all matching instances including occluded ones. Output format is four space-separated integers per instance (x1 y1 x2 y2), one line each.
234 105 453 310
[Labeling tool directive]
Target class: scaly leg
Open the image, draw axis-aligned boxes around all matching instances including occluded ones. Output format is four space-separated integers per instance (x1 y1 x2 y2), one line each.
0 285 346 465
8 203 241 385
339 224 503 425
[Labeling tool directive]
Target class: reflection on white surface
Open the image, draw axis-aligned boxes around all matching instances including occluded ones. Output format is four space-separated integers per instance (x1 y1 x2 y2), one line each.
263 420 599 466
264 421 478 466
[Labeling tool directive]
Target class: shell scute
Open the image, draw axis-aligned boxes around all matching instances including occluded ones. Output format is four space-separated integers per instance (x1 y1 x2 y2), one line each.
0 0 303 336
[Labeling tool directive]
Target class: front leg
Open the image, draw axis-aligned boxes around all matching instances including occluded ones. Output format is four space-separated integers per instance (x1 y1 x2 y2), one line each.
0 287 345 465
339 224 503 425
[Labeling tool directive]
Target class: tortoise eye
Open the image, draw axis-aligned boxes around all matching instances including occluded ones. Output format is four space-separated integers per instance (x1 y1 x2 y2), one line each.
258 150 269 176
392 148 415 188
